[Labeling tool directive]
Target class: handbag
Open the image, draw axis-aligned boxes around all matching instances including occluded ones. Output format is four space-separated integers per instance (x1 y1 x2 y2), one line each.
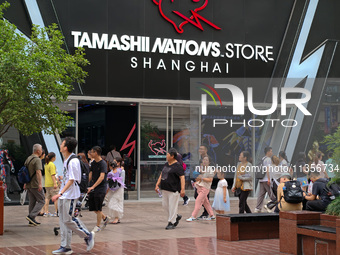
108 178 118 189
20 190 27 205
234 188 242 197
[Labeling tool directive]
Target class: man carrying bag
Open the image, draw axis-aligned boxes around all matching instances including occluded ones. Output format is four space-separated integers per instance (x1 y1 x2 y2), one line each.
24 144 45 226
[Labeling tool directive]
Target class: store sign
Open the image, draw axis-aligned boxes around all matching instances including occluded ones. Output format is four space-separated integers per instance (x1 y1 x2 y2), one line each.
152 0 221 34
71 31 274 73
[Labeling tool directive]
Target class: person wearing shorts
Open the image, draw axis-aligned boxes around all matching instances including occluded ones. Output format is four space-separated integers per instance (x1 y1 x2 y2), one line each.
44 152 59 216
87 146 109 232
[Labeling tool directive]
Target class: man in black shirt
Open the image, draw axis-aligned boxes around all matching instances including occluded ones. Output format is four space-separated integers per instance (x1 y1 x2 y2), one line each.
304 171 331 212
87 146 109 232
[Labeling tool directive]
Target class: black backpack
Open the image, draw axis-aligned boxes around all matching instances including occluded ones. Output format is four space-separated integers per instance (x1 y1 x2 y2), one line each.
67 155 89 193
324 182 340 201
282 180 304 204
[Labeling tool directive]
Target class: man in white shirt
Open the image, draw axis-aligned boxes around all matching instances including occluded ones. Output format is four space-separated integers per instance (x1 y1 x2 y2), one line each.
255 147 276 213
52 137 95 254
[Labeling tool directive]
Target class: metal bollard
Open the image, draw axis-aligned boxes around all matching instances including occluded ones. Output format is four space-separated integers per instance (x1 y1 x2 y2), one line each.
0 181 4 235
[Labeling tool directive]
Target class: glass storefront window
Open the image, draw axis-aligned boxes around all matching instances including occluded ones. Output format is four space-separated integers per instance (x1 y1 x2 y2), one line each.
172 106 199 196
55 102 77 140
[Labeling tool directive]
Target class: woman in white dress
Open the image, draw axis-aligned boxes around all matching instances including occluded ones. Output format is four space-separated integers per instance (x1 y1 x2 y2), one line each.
212 171 230 214
107 161 125 224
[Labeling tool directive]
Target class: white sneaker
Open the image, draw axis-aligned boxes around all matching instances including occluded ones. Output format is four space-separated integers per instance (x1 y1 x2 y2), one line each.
254 208 262 213
186 216 197 222
102 216 110 230
205 216 216 221
52 247 73 254
183 198 190 206
264 205 272 213
85 231 95 251
92 226 101 232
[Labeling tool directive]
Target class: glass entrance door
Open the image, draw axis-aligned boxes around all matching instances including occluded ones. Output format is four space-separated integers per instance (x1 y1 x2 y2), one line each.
140 105 168 198
139 105 200 198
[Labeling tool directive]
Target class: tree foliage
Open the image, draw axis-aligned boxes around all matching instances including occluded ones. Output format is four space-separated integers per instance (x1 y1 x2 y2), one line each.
0 2 89 137
324 126 340 216
324 126 340 177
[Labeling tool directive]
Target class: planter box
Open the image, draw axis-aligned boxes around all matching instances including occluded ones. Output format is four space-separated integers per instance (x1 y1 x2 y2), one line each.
216 213 279 241
320 214 338 227
279 211 340 255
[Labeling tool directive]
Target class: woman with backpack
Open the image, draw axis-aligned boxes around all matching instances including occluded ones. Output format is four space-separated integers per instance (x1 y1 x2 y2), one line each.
274 173 303 212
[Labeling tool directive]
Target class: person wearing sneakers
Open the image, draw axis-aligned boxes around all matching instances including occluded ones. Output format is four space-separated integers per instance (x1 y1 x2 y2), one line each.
196 144 211 219
186 155 216 222
254 147 276 213
155 148 185 230
43 152 59 217
52 137 94 254
175 152 190 206
24 144 45 226
231 151 253 214
87 146 110 232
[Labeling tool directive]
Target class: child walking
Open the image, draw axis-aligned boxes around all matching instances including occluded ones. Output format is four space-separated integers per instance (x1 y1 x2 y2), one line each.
212 171 230 214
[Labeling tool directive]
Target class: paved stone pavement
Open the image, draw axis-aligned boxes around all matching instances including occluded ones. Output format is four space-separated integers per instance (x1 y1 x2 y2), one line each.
0 197 282 254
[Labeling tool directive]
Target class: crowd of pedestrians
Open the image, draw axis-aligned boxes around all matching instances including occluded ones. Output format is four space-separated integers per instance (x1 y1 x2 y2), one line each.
14 136 338 252
19 138 129 254
254 147 335 214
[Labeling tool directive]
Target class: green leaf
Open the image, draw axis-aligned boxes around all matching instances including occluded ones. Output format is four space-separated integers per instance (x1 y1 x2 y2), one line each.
0 2 89 137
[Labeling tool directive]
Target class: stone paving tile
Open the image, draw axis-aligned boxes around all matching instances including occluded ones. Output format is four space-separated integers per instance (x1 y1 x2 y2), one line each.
0 197 283 254
0 238 281 255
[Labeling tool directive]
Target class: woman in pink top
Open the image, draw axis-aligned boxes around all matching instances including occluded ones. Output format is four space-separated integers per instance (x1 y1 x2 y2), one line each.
186 156 215 221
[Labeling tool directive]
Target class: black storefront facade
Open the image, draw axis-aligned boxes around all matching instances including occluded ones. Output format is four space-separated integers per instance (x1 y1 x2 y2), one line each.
2 0 340 199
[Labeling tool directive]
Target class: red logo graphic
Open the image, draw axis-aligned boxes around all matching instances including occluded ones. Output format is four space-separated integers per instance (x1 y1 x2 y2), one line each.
152 0 221 34
148 139 166 155
120 123 136 157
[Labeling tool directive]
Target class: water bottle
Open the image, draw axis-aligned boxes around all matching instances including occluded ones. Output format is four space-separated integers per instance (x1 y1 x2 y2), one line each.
157 188 162 197
191 180 195 189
